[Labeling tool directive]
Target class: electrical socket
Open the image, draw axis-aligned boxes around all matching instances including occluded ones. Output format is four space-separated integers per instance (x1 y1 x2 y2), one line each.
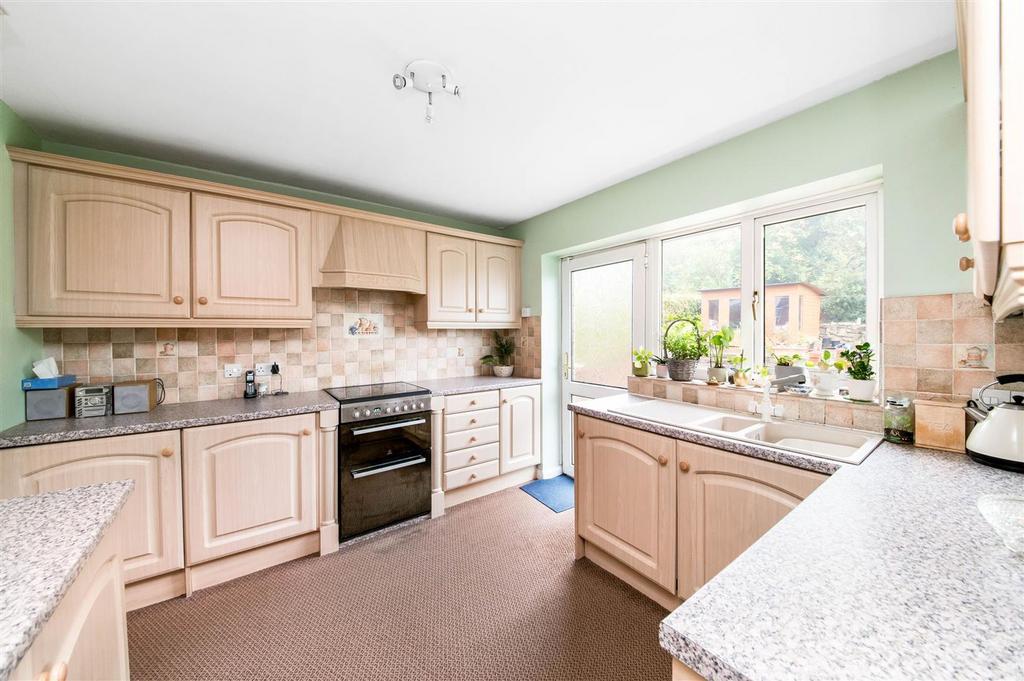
223 363 242 379
254 362 274 377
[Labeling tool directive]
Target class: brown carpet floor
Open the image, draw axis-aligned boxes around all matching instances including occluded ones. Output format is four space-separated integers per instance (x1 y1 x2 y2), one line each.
128 487 671 680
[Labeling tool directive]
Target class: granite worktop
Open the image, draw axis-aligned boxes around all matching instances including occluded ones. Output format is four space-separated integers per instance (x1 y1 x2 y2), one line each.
568 393 842 475
0 481 134 680
657 443 1024 681
415 375 542 396
0 390 339 449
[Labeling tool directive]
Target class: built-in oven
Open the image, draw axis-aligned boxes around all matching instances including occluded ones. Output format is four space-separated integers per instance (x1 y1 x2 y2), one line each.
327 383 432 541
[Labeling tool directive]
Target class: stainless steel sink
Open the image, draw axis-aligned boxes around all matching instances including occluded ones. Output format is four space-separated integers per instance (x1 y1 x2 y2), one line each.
608 398 880 464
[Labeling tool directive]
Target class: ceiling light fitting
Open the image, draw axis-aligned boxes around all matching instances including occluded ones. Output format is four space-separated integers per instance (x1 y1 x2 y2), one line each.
392 59 461 124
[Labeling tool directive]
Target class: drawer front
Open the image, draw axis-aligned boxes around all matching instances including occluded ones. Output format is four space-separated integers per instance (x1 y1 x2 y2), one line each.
444 425 499 453
444 442 499 472
445 407 499 434
444 459 500 491
445 390 499 414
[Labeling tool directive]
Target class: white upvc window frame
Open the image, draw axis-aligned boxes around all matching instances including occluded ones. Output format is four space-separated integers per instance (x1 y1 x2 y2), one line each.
646 183 883 370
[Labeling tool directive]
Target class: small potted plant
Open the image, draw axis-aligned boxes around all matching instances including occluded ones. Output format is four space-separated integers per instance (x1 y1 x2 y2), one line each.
729 352 750 387
631 347 655 378
840 342 877 402
653 355 669 379
804 350 846 397
663 317 706 382
770 353 805 381
707 326 734 385
481 331 516 377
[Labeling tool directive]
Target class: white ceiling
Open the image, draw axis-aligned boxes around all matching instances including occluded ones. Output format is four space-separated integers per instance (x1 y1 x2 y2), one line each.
0 1 955 227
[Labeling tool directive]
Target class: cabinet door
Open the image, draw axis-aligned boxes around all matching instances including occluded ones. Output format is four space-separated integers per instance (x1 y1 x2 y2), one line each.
183 413 317 564
676 441 825 598
576 415 676 591
313 212 427 293
27 166 191 318
0 431 185 584
192 193 312 319
499 385 541 473
476 242 520 324
426 233 476 323
13 529 129 681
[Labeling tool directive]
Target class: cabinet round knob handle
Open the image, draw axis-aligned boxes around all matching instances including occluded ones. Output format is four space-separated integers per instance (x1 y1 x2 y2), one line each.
658 455 668 466
469 473 477 480
173 295 184 305
469 400 476 406
469 437 476 443
49 662 68 681
469 455 477 462
959 256 975 272
160 447 174 458
502 399 508 404
679 460 690 473
953 213 970 242
478 308 484 313
469 419 477 425
577 431 585 439
198 296 209 305
467 307 473 312
302 428 312 436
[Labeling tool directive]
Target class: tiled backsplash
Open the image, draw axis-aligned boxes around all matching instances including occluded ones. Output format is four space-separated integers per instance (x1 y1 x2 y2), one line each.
882 292 1024 402
42 289 539 404
514 315 541 379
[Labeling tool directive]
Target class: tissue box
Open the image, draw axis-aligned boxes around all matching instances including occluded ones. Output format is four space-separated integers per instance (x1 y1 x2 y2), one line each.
22 375 78 391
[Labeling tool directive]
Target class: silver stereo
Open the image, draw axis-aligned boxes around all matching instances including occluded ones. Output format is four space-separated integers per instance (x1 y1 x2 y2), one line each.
75 385 111 418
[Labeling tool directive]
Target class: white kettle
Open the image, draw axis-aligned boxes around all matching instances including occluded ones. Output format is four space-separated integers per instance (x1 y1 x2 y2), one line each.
965 374 1024 472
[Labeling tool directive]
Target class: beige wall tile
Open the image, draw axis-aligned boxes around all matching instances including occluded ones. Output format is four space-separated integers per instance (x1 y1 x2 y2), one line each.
916 320 953 344
952 293 990 319
917 368 953 394
915 294 952 320
883 344 916 368
995 344 1024 372
915 345 953 370
995 317 1024 344
825 403 853 428
883 320 917 345
953 317 995 344
884 367 918 392
882 297 916 320
954 369 995 398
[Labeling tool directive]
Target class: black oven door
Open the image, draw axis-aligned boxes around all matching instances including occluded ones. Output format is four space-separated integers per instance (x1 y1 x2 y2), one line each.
339 413 431 541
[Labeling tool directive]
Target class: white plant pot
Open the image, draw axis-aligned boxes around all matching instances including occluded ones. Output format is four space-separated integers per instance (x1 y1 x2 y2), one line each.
808 370 839 397
656 364 669 379
707 367 729 384
846 377 877 402
492 365 514 378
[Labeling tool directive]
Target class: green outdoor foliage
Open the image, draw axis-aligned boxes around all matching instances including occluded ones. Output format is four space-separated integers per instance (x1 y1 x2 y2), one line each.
841 342 876 380
708 326 735 368
481 331 516 366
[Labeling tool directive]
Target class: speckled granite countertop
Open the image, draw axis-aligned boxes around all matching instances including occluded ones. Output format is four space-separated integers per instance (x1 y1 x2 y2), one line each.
0 390 339 450
0 481 134 680
569 393 841 475
415 376 542 396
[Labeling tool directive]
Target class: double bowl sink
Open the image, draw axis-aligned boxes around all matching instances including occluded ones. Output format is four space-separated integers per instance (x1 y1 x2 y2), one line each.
608 399 881 464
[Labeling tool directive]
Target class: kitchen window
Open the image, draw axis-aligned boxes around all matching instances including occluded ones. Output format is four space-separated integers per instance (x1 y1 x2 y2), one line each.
651 186 880 370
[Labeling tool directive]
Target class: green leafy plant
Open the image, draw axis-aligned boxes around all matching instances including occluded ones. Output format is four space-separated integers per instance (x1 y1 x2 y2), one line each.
771 353 802 367
728 352 748 375
481 331 516 366
664 317 707 361
632 347 655 367
708 326 735 369
840 342 876 381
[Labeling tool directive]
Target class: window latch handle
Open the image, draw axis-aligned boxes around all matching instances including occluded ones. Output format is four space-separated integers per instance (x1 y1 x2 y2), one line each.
752 290 759 322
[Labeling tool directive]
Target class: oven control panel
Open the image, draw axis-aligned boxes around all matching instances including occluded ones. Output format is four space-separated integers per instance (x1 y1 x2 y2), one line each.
342 397 430 423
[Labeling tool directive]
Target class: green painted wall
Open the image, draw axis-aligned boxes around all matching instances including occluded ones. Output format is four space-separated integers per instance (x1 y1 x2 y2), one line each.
39 141 501 236
0 102 43 430
507 50 968 310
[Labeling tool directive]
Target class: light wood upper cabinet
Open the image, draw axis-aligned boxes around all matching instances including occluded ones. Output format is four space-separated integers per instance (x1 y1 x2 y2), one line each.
499 384 541 473
26 166 191 318
183 413 317 564
192 194 313 319
0 431 185 584
425 233 477 323
12 523 129 681
576 415 676 591
676 440 825 598
476 242 520 324
313 212 426 293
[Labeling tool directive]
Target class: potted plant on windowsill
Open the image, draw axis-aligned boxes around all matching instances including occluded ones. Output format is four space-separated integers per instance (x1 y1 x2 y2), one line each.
771 353 806 381
729 351 750 387
481 331 517 377
841 342 877 402
653 355 669 379
707 326 734 385
631 347 655 378
663 317 706 382
804 350 846 397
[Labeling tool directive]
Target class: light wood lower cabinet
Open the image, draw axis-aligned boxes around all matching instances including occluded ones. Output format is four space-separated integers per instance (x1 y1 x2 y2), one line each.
183 413 317 564
499 384 541 473
676 440 826 598
0 431 185 584
576 415 676 591
12 521 129 681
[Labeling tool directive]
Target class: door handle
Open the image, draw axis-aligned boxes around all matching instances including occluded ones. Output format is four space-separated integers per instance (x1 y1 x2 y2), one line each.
350 418 426 436
563 352 570 380
350 455 427 479
751 290 759 322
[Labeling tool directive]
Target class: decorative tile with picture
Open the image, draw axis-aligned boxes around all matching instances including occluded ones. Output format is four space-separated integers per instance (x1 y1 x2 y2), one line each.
955 343 994 370
344 313 383 337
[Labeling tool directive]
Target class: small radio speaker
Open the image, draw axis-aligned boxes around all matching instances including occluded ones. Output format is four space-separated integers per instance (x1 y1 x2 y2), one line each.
25 384 79 421
113 380 159 415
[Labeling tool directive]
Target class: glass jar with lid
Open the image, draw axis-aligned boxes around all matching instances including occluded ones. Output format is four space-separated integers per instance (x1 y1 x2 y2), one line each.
883 395 914 444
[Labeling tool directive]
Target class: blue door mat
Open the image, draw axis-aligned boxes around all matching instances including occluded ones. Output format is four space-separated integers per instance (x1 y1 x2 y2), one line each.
520 474 574 513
